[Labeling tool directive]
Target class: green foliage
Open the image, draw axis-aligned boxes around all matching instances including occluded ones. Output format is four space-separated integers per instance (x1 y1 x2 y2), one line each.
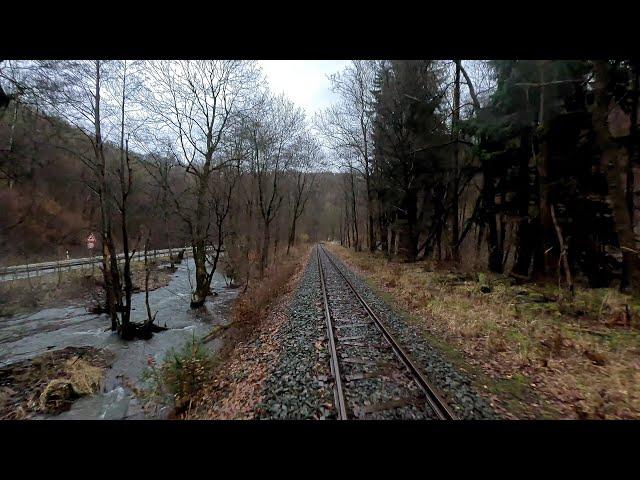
139 334 210 408
162 335 210 402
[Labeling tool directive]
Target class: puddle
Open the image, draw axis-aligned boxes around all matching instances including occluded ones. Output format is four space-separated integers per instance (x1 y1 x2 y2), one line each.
0 257 238 420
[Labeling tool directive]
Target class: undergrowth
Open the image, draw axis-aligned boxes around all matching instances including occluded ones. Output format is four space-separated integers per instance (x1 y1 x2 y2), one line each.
328 243 640 419
138 334 211 415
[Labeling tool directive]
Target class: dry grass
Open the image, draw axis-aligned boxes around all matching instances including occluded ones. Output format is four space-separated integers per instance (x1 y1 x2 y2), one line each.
0 346 112 419
64 356 104 395
38 357 104 413
326 244 640 419
182 244 313 419
232 244 311 332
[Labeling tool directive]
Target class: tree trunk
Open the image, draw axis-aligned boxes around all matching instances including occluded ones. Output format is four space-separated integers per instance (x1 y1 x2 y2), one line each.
191 238 209 307
535 62 557 277
398 190 418 262
190 238 209 308
144 236 156 326
190 160 212 308
93 61 121 329
627 62 639 221
6 97 19 189
118 76 133 336
450 59 461 262
261 220 270 277
550 203 573 295
512 136 539 277
350 169 359 251
100 231 118 330
365 170 374 252
379 212 389 255
119 191 132 334
163 188 174 268
287 215 297 255
483 166 503 273
592 60 640 295
368 208 375 252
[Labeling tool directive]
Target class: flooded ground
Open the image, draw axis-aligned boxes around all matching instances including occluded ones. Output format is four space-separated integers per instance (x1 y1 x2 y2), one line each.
0 257 238 419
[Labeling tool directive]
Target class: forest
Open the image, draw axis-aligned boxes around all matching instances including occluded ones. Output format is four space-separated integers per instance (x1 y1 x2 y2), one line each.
2 60 639 335
1 60 640 423
322 60 639 295
0 60 345 339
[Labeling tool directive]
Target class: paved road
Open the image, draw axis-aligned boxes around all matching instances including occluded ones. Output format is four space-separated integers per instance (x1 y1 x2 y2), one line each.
0 247 188 283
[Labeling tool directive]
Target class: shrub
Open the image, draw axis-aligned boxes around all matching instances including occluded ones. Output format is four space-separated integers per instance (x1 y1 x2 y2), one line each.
140 335 211 412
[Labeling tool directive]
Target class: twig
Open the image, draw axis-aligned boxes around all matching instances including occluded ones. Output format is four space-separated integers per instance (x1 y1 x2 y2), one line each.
550 204 573 297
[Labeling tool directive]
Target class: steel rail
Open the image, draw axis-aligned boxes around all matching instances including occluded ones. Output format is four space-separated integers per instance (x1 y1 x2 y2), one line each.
318 243 457 420
316 246 348 420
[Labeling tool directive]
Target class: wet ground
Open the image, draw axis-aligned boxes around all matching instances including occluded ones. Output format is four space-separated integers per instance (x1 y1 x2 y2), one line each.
0 257 238 419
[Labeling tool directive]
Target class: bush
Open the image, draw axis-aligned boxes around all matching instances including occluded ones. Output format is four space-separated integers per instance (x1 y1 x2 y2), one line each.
163 336 210 402
232 253 300 325
140 335 211 412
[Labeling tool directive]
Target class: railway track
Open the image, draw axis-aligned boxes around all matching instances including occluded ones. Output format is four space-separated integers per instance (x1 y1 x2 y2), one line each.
316 243 456 420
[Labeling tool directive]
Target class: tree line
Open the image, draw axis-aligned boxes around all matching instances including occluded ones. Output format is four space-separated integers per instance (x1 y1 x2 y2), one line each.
318 60 640 298
0 60 324 339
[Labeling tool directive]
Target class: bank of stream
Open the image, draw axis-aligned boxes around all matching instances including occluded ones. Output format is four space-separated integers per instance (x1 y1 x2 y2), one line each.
0 257 238 419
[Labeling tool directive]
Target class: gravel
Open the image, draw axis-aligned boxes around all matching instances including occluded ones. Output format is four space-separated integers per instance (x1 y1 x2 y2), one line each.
323 247 498 420
257 245 498 420
255 253 335 419
319 248 438 419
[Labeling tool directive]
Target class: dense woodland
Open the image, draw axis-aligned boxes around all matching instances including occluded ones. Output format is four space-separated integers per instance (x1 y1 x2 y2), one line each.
1 59 639 339
319 60 640 298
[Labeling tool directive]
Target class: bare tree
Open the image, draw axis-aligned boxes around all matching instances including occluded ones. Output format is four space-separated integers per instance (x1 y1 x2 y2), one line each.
109 60 151 337
243 93 306 276
32 60 124 328
144 60 261 307
316 61 377 251
286 133 322 254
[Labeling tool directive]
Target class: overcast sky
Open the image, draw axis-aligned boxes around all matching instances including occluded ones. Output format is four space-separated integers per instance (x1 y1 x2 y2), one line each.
259 60 350 118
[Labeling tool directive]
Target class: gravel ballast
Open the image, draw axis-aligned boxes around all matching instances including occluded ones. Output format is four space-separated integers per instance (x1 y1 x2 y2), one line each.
255 252 335 419
319 247 439 419
258 245 497 420
323 247 497 419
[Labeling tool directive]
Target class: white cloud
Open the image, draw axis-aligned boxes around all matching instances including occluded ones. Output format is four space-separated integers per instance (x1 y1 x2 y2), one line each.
259 60 350 118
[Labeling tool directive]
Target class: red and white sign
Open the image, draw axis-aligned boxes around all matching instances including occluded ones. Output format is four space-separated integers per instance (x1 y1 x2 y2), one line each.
87 233 96 250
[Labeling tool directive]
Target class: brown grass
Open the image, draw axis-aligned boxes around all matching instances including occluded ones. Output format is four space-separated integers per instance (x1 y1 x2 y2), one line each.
232 244 311 332
326 243 640 419
182 244 313 419
0 346 113 419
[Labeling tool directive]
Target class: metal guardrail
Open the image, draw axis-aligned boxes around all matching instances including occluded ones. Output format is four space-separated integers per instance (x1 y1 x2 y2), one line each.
0 246 221 283
1 248 180 275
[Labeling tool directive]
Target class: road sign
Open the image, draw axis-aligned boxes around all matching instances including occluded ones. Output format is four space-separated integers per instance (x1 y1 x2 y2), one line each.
87 233 96 250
